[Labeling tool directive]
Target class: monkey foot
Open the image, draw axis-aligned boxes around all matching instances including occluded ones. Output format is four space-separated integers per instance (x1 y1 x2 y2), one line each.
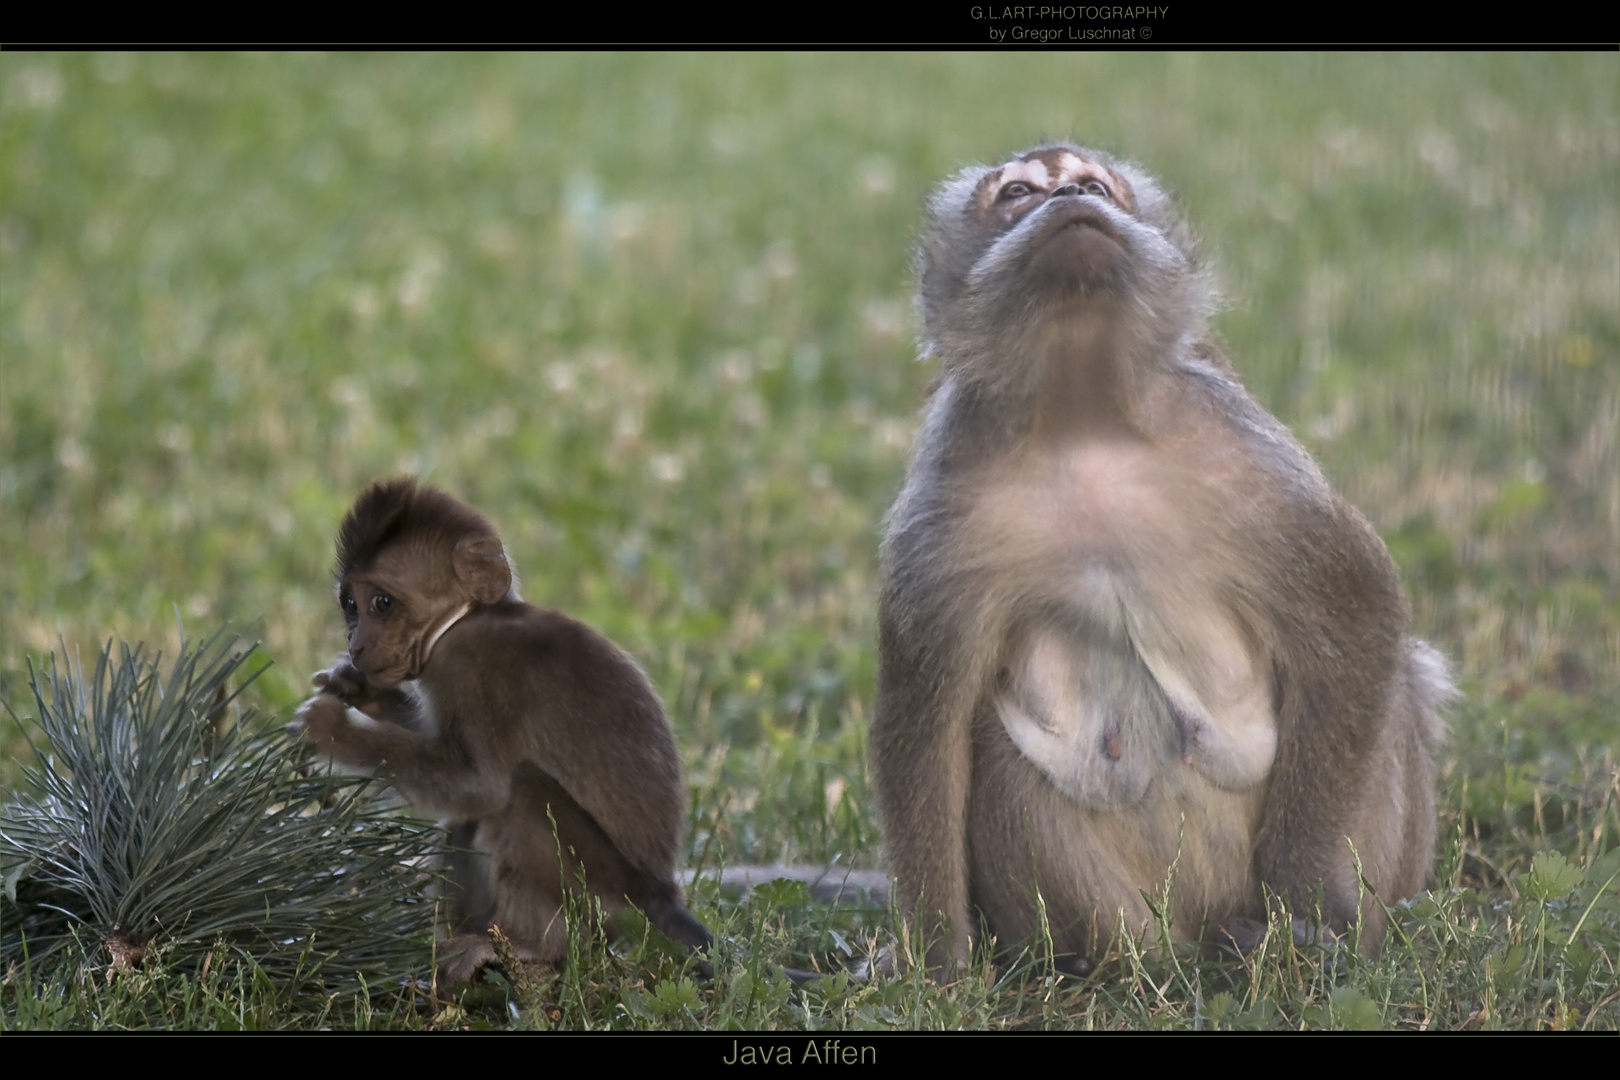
437 933 499 985
849 946 897 981
1214 916 1269 954
1053 954 1094 978
1214 916 1345 957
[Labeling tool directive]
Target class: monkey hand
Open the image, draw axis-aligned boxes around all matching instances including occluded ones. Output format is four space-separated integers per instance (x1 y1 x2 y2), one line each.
294 693 354 752
312 656 406 720
313 655 370 700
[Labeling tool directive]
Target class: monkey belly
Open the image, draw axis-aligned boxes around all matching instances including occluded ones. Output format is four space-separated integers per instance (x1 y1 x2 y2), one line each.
969 715 1266 955
993 629 1164 807
995 614 1276 804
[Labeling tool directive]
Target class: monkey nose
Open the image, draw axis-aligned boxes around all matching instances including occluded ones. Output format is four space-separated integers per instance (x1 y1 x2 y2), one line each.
1052 183 1081 198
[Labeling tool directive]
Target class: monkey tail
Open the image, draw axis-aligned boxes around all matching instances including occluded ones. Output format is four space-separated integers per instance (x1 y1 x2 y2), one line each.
1404 637 1455 755
641 890 715 952
643 883 831 986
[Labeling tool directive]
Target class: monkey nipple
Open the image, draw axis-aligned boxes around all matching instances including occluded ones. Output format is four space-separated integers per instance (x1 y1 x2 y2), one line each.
1101 713 1125 762
1171 703 1206 765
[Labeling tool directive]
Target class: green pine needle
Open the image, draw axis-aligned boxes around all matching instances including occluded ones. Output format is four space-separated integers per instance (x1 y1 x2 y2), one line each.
2 629 437 992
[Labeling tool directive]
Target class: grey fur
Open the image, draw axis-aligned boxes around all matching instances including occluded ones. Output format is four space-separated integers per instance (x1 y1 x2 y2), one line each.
872 145 1452 973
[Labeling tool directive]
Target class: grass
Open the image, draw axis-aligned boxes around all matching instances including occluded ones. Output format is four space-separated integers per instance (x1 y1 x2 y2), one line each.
2 51 1616 1030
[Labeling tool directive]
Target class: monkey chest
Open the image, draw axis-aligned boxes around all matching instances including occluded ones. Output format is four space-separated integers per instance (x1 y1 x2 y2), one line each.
969 444 1278 808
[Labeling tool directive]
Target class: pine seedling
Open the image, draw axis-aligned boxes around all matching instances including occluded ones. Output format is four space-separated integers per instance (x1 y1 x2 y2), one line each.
1 630 438 994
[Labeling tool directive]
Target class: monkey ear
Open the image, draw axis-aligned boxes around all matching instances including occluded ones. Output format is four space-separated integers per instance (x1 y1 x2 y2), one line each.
453 536 512 605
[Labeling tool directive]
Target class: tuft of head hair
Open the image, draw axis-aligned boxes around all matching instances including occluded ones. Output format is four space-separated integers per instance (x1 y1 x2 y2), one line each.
335 477 500 580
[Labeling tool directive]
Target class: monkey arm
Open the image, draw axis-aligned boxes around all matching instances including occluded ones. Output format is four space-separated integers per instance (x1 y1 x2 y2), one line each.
871 596 985 973
296 694 505 818
1185 379 1417 933
1250 498 1408 928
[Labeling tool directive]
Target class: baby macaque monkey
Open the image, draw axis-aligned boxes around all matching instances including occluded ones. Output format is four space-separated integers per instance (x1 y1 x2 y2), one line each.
873 144 1451 975
297 477 712 982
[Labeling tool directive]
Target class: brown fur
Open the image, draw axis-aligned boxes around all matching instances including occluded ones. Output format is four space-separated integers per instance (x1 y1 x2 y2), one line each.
298 477 711 982
873 145 1451 974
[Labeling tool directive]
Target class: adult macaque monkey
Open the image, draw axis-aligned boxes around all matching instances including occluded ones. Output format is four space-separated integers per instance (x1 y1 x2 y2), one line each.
296 478 713 982
873 144 1451 975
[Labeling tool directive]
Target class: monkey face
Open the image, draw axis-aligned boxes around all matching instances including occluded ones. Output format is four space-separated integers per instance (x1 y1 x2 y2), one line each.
337 569 415 690
970 148 1139 232
969 148 1153 301
337 546 469 689
329 479 515 690
919 144 1196 361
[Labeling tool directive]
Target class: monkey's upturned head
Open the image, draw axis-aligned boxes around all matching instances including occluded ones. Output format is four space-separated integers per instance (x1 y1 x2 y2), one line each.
917 143 1206 370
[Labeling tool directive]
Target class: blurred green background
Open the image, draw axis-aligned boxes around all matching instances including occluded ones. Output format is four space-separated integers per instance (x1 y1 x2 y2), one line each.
2 52 1615 872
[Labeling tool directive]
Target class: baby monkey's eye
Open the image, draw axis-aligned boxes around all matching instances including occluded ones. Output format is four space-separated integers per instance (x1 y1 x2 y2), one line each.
341 593 357 614
371 594 394 614
998 181 1035 201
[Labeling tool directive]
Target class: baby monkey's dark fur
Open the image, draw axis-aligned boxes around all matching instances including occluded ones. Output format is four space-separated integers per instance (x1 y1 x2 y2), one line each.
873 145 1451 974
298 478 712 982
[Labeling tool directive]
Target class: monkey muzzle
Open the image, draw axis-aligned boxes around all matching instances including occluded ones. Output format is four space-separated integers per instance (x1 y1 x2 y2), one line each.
995 197 1137 302
1035 198 1128 252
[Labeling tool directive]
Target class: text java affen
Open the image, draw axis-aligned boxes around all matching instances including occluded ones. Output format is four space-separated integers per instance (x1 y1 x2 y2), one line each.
721 1040 877 1065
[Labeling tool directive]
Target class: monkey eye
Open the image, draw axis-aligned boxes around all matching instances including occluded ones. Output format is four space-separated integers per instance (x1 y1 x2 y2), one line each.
998 181 1035 201
1082 180 1112 199
370 594 394 614
340 592 357 615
